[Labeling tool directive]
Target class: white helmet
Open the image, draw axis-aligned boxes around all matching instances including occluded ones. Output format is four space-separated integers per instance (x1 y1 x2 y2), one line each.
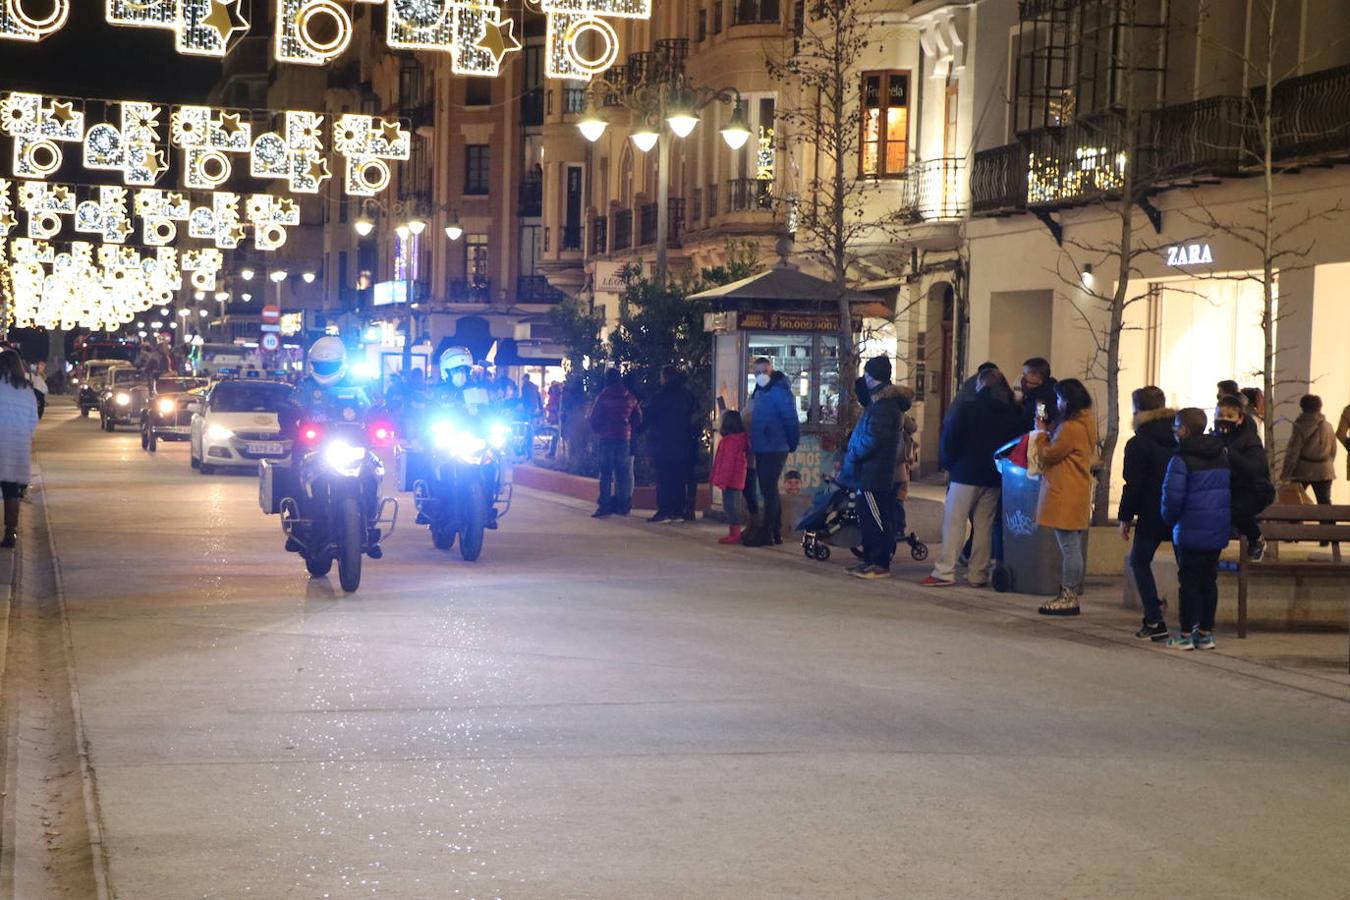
439 345 474 380
308 336 347 387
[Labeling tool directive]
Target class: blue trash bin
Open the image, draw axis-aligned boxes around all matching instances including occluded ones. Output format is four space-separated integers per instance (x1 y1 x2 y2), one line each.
992 437 1088 596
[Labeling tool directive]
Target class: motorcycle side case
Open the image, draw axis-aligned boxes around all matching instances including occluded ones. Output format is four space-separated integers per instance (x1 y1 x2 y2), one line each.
259 459 301 515
395 446 432 493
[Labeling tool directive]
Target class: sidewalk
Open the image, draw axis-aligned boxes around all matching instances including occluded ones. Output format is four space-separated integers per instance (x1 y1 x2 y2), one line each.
519 484 1350 701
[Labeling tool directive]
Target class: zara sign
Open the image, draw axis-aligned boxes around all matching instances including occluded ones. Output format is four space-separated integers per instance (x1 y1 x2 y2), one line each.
1165 243 1214 267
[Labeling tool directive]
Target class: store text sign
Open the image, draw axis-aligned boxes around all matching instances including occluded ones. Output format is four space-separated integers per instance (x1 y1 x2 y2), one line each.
1164 243 1214 267
737 312 857 332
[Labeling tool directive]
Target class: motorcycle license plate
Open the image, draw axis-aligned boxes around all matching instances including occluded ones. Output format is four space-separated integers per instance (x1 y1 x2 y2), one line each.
248 441 284 455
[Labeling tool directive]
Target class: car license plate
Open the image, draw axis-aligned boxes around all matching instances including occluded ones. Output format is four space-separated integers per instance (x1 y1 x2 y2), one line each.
247 442 284 455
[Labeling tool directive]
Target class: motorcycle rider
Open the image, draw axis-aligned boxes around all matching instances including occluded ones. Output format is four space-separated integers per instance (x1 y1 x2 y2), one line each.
294 336 371 423
432 346 493 416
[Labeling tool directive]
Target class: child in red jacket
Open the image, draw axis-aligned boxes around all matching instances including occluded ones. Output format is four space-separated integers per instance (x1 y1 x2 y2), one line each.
711 410 750 544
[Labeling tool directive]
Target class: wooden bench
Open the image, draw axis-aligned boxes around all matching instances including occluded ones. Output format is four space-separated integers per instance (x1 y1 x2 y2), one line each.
1237 503 1350 669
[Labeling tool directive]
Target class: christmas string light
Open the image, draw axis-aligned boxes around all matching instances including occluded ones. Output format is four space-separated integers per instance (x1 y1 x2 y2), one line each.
0 179 14 239
171 105 253 189
19 181 76 239
188 190 244 248
134 188 191 245
247 193 300 250
540 0 649 79
275 0 354 66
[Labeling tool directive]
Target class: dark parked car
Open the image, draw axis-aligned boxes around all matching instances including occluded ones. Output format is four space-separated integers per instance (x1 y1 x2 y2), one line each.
98 367 151 431
140 377 210 451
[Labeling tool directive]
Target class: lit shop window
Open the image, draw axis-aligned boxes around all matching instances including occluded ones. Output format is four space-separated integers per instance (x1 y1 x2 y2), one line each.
861 71 909 177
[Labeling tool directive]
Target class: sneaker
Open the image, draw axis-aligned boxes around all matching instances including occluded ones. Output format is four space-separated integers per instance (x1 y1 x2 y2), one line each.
1193 632 1217 651
853 565 891 580
647 514 673 524
1135 620 1170 642
845 562 870 576
592 508 612 519
1248 537 1266 562
0 530 14 549
919 576 955 587
1167 632 1195 650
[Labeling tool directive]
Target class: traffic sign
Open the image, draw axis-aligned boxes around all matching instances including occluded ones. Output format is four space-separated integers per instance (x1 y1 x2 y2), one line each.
261 304 281 326
260 333 280 352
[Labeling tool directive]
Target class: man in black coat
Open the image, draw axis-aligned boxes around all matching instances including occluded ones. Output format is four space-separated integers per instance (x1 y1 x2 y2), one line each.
1018 356 1058 434
1215 393 1276 559
838 355 911 579
922 369 1023 587
643 365 699 523
1117 386 1177 640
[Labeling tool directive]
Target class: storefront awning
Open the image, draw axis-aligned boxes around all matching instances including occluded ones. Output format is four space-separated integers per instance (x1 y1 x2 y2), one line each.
688 267 881 308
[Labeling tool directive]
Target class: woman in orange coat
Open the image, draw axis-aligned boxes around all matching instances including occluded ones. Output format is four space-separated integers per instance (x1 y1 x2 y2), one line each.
1032 378 1099 616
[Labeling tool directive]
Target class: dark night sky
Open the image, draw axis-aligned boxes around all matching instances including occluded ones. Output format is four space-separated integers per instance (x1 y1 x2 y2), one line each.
0 0 232 101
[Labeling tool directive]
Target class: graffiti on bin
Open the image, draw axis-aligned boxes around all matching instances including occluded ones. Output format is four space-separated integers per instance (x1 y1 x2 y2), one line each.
1005 509 1037 537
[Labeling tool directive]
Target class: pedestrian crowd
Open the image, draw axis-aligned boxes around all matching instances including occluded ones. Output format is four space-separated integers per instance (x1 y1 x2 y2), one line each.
584 348 1347 653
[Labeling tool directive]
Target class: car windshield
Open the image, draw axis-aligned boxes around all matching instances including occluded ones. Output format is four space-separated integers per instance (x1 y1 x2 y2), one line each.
211 383 294 413
111 369 142 386
156 378 202 394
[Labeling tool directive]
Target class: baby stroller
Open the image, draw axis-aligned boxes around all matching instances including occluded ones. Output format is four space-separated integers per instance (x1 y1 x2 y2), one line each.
797 476 928 563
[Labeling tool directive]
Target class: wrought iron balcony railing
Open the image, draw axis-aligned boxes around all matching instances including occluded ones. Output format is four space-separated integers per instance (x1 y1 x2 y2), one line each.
517 275 565 304
518 175 542 217
447 279 492 303
726 178 773 212
970 143 1028 214
900 158 967 221
612 209 632 251
590 216 607 254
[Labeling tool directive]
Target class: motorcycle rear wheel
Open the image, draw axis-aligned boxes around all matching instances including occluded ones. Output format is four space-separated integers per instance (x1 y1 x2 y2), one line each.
337 496 363 592
458 478 486 562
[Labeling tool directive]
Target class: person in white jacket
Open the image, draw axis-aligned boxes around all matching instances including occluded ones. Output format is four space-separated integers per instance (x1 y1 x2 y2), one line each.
0 349 39 547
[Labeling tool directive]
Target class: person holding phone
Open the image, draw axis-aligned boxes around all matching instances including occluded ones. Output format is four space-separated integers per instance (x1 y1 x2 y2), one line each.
1032 379 1099 616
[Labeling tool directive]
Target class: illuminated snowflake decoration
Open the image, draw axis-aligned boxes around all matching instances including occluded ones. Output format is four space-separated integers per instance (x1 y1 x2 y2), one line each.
251 111 331 193
83 101 167 186
247 193 300 250
74 186 134 243
1 91 86 178
171 105 253 189
20 182 76 239
333 113 410 196
181 246 223 290
134 188 192 245
188 190 245 249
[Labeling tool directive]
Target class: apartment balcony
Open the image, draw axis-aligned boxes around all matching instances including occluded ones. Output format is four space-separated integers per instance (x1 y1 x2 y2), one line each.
561 87 588 115
637 199 685 246
612 209 632 251
516 275 566 304
518 175 542 218
1268 62 1350 161
725 178 773 213
899 158 967 221
447 279 492 303
1144 95 1248 179
970 143 1028 214
590 216 607 254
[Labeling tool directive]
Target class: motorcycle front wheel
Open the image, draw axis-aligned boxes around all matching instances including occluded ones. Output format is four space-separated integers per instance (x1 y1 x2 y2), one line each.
458 477 486 562
305 555 332 577
431 523 456 550
337 495 363 592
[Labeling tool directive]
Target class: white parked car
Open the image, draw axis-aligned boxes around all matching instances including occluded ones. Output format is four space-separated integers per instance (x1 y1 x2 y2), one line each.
189 380 297 474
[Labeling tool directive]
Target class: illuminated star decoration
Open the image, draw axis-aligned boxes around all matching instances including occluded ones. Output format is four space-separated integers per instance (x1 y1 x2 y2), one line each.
475 15 521 65
202 0 248 45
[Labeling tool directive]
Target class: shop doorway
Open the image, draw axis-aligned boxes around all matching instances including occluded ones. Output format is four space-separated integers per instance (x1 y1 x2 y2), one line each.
1145 275 1271 419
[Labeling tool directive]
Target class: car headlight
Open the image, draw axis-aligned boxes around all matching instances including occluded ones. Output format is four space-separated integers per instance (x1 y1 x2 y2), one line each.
71 378 80 385
115 392 131 406
488 421 512 449
157 398 176 415
322 439 366 475
206 424 234 441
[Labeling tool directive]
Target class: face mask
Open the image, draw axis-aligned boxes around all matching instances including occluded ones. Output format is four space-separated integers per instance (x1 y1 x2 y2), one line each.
451 372 467 388
1215 420 1237 433
754 373 770 388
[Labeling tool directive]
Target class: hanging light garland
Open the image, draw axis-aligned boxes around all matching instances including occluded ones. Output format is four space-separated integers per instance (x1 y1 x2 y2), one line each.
2 1 648 81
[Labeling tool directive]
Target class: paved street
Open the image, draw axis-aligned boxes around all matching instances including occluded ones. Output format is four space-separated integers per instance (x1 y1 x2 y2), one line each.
15 402 1350 898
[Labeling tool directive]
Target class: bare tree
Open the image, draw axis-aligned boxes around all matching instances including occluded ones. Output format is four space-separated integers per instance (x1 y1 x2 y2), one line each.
768 0 898 426
1183 0 1346 466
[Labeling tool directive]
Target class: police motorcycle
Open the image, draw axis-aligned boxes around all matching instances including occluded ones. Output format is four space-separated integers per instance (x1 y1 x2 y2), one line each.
259 337 398 593
399 348 512 562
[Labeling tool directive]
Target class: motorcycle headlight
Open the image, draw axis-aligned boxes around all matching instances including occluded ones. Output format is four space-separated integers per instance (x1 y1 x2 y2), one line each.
206 423 234 441
322 439 366 475
157 397 176 415
431 420 487 462
115 392 131 406
488 421 511 449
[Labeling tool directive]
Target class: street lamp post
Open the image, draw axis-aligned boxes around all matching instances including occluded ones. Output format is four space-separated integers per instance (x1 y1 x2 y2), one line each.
577 62 750 285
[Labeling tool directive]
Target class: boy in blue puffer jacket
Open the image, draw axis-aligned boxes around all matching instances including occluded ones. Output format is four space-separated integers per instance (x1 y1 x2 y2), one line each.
1160 408 1232 650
